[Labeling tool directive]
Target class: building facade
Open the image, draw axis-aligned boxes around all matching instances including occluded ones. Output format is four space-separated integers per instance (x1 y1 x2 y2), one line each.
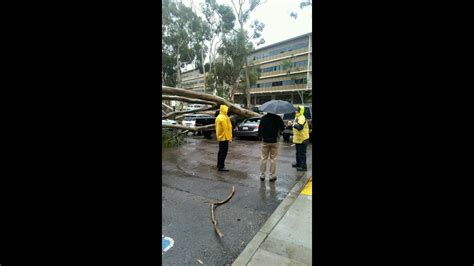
181 69 205 93
235 32 312 106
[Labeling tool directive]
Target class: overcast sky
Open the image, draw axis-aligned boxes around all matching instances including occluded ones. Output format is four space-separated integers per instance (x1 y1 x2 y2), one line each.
181 0 311 69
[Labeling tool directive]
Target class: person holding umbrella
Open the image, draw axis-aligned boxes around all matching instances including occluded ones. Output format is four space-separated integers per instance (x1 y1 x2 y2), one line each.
258 100 295 181
289 106 309 171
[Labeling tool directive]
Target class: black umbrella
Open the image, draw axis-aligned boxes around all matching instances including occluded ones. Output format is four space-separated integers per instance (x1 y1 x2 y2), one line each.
259 100 297 114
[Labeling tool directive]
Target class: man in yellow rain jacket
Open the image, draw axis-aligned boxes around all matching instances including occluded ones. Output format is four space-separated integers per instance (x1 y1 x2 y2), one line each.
215 105 233 171
290 106 309 171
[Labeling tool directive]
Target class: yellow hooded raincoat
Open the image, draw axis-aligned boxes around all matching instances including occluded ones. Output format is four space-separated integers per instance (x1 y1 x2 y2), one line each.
292 105 309 144
215 105 233 141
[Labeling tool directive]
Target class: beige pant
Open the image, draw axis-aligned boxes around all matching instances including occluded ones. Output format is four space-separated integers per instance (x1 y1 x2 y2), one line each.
260 142 279 178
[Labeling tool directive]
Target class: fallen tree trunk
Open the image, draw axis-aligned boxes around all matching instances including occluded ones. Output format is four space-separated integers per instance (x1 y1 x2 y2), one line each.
162 103 174 111
162 124 215 132
162 95 217 107
162 106 218 119
162 86 261 119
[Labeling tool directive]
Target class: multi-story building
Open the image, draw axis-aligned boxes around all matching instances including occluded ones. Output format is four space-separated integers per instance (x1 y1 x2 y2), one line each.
181 69 205 93
235 32 312 106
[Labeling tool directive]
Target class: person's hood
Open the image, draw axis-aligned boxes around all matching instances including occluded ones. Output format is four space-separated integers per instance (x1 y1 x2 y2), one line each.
220 105 229 116
296 105 305 117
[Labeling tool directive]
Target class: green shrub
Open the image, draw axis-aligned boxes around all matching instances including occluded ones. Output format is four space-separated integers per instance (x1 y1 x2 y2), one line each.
162 129 187 148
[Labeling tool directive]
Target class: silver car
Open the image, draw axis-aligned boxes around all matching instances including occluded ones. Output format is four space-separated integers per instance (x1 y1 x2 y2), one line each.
234 117 261 139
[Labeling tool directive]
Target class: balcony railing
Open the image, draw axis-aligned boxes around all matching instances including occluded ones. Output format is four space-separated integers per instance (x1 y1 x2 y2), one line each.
259 67 310 79
249 48 310 65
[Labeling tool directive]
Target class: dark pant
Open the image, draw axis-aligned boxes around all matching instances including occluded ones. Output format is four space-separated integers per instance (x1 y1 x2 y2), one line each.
295 143 307 168
217 141 229 169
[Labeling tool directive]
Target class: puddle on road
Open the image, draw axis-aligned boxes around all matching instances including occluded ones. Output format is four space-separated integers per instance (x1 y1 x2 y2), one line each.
163 137 310 194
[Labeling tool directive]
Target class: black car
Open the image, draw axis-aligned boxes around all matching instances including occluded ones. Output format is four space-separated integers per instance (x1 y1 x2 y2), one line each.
282 105 312 142
234 117 261 139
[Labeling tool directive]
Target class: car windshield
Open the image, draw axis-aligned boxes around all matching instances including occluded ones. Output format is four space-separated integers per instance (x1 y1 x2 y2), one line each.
243 118 260 124
183 116 197 121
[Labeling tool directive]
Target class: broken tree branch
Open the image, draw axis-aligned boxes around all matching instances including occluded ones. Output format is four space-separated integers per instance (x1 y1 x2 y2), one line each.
211 203 224 238
209 186 235 238
162 124 215 132
213 186 235 206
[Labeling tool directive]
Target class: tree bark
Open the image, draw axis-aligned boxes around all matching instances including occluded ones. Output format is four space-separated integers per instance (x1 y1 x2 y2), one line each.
244 58 252 108
162 86 261 118
162 102 174 111
200 40 207 92
162 96 217 107
176 44 181 88
162 106 217 119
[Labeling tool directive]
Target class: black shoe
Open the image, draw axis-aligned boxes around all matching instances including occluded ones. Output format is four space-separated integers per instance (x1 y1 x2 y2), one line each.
292 163 300 168
297 167 307 171
218 168 229 172
260 176 265 181
269 177 277 182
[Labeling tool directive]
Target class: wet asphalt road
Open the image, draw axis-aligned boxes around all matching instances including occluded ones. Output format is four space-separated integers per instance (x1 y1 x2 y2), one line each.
162 135 312 265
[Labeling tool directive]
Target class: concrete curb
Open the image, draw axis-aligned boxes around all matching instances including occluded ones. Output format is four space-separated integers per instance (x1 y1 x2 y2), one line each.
232 171 312 266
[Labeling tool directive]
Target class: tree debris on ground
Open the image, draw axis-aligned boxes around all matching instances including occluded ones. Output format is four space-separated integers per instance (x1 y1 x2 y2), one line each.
208 185 235 238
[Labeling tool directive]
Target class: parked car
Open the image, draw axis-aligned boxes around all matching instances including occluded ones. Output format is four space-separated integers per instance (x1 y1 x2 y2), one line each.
182 114 208 127
183 104 205 111
162 110 178 126
282 105 312 142
234 117 261 139
182 114 215 138
162 119 178 126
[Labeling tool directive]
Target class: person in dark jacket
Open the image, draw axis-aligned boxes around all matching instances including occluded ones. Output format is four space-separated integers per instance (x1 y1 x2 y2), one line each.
258 112 285 182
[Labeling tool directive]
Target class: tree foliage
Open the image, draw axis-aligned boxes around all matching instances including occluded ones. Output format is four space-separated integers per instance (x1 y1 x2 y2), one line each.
290 0 312 19
214 30 255 101
162 0 207 87
200 0 236 94
224 0 266 105
162 0 266 104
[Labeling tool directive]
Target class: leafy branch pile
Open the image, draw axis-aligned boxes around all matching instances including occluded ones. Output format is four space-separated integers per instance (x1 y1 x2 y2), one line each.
162 129 187 148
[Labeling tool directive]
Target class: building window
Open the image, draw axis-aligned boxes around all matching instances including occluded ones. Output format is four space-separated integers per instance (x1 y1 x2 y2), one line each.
253 41 309 61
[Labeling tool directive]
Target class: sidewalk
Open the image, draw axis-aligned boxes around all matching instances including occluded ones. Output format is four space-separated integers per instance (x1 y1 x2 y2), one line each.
232 172 312 266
